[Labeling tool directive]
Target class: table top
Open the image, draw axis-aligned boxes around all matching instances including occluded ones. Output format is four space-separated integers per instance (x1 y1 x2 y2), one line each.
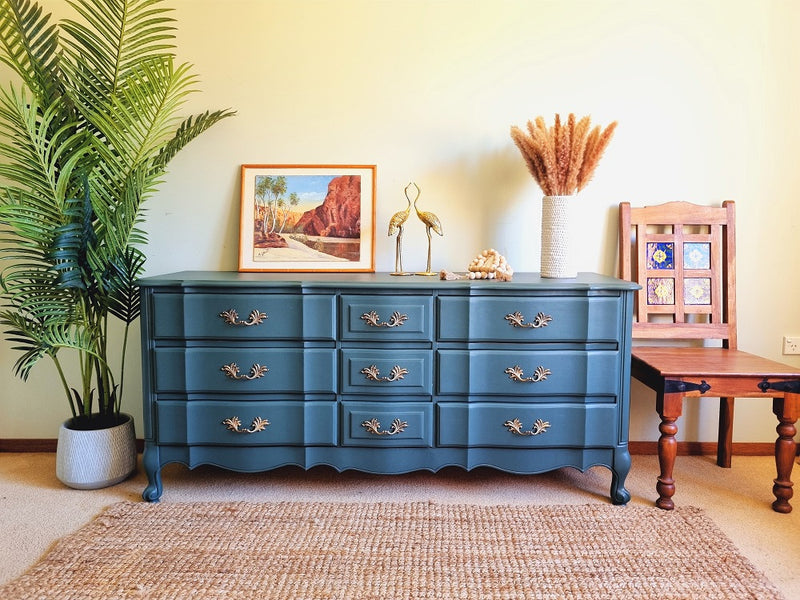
633 346 800 378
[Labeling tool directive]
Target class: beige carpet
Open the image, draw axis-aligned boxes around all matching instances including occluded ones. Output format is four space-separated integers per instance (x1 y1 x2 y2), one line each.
0 500 785 600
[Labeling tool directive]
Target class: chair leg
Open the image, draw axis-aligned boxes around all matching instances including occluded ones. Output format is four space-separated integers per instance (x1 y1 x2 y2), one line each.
717 397 734 468
655 392 684 510
772 394 799 513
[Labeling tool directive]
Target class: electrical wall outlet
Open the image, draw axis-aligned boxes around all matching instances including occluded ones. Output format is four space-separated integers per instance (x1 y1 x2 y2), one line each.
783 336 800 355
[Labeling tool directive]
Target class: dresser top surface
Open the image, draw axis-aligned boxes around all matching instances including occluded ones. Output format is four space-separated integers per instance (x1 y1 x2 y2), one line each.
138 271 638 291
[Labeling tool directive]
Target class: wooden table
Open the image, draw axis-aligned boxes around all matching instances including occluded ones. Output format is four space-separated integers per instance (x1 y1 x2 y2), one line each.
631 346 799 513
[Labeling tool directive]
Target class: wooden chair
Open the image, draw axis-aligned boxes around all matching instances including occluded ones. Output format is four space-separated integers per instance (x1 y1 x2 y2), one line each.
618 200 799 512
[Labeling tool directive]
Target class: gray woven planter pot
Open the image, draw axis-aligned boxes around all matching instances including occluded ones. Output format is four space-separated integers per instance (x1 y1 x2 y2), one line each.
56 413 137 490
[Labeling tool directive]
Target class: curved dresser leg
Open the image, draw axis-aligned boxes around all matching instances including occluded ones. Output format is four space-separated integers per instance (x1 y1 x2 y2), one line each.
142 443 163 502
772 394 798 514
610 445 632 505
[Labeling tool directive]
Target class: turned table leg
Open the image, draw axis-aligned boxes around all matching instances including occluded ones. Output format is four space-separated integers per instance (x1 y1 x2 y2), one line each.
655 392 684 510
772 393 799 513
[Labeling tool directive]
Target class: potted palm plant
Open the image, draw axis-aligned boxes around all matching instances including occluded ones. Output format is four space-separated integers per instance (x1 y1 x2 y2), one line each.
0 0 234 488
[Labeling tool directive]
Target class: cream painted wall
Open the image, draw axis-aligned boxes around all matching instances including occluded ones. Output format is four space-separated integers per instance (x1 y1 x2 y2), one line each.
1 0 799 445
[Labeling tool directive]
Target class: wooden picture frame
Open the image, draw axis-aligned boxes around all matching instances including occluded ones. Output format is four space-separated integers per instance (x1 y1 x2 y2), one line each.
239 164 376 272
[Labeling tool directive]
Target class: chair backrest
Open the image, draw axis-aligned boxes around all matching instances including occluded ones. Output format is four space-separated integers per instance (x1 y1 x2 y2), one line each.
618 201 737 348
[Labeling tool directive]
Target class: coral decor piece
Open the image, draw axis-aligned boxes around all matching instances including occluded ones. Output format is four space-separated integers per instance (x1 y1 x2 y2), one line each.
510 113 617 196
438 249 513 281
467 248 513 280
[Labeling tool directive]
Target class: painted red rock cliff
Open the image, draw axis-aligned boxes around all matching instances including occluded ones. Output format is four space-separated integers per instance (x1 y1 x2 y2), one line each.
295 175 361 238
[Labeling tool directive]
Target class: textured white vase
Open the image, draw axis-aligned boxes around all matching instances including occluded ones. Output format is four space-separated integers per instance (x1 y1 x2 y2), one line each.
56 413 137 490
540 195 577 278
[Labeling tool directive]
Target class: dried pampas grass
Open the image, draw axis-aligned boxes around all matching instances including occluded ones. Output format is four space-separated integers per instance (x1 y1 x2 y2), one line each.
511 113 617 196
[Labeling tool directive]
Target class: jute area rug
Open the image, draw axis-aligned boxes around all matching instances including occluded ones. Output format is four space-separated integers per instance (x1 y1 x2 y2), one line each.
1 501 784 600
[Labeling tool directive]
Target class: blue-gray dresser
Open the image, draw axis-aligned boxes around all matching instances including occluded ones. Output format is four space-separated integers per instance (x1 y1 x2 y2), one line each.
139 271 637 502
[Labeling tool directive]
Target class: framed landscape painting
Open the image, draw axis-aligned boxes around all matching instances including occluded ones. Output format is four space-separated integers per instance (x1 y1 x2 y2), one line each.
239 164 376 272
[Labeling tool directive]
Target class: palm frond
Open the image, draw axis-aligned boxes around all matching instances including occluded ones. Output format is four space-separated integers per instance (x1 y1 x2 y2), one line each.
0 257 80 323
86 164 152 254
82 57 198 174
0 310 97 379
0 89 89 211
99 245 145 323
49 178 96 290
156 108 236 170
60 0 175 97
0 190 62 257
0 0 63 107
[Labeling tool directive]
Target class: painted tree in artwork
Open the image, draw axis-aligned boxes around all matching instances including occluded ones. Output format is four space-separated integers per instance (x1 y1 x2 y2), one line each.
254 176 288 235
278 193 300 233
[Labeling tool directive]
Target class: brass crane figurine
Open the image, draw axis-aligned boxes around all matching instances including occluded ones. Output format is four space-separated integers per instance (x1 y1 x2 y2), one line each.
388 183 416 276
411 182 442 276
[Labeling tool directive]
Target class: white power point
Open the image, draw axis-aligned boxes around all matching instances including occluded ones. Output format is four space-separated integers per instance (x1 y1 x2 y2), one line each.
783 336 800 355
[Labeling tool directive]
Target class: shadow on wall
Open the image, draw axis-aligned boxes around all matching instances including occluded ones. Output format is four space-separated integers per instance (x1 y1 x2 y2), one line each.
411 145 535 273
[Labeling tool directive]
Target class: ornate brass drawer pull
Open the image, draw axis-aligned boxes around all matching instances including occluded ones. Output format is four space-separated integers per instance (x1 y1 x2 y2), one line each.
222 416 270 434
360 364 409 382
504 311 552 329
220 362 269 380
504 364 551 383
219 308 268 327
361 417 408 436
360 310 408 328
504 417 551 436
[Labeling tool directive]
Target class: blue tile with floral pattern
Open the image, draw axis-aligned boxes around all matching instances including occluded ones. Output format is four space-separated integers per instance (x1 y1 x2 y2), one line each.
683 243 711 270
647 242 674 270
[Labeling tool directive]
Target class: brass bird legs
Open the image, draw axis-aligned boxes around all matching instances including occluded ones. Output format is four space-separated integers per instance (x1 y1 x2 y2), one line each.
412 183 443 276
388 182 416 276
388 181 442 276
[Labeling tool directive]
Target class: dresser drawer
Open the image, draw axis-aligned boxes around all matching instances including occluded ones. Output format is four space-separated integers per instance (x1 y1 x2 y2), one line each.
437 350 621 396
154 347 336 393
151 292 336 340
155 400 337 445
341 401 433 447
340 295 433 341
437 402 619 447
438 296 621 342
341 349 432 395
